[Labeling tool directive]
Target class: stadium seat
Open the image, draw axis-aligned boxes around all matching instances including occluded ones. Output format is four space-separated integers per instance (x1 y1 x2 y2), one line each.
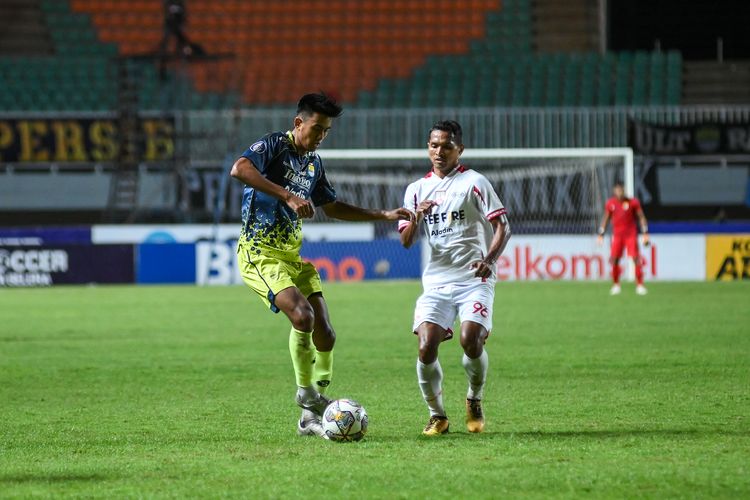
0 0 683 111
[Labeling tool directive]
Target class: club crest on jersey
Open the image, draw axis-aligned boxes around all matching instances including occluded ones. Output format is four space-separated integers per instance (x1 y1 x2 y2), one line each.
250 141 266 154
307 163 315 176
622 201 630 210
434 190 447 204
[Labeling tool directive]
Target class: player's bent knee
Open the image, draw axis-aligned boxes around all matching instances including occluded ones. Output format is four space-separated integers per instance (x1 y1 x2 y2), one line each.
418 338 440 364
418 349 438 364
460 339 483 358
460 330 486 358
290 303 315 332
462 343 484 359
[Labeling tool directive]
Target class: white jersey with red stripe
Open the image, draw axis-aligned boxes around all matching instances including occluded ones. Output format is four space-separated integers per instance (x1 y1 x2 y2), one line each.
398 164 507 289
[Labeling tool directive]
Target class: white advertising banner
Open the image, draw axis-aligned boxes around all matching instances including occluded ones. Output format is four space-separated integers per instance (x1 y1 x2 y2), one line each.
92 223 375 244
422 234 705 281
196 241 242 286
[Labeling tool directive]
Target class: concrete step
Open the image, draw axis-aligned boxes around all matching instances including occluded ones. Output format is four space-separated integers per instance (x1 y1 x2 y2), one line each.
532 0 599 53
0 0 52 56
683 60 750 104
535 34 597 52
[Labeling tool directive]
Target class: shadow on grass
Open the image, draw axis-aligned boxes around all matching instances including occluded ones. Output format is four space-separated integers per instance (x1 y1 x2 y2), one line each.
0 334 98 343
371 428 750 443
491 429 750 439
0 472 114 484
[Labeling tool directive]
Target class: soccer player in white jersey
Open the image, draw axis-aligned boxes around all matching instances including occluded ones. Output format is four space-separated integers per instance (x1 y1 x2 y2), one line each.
399 120 511 436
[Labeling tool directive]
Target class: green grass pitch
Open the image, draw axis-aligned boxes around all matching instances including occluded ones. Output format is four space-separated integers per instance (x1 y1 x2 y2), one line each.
1 281 748 498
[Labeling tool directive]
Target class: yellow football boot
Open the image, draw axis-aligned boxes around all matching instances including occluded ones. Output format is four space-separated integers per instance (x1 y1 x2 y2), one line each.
465 398 485 433
422 415 450 436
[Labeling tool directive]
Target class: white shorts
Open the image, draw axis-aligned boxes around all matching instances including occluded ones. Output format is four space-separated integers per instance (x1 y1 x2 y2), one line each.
412 282 494 337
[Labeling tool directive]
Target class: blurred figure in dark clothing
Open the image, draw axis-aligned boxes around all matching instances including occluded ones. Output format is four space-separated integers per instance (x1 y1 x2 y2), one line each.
157 0 205 79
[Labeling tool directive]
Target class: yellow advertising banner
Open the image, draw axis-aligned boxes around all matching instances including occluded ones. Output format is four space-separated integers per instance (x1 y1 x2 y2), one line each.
0 117 174 162
705 234 750 280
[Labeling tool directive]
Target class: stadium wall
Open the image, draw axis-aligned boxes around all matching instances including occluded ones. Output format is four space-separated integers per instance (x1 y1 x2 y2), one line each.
2 225 749 287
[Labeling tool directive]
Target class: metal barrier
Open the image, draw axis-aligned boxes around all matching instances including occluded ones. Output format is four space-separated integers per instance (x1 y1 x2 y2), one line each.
3 106 750 165
185 105 750 160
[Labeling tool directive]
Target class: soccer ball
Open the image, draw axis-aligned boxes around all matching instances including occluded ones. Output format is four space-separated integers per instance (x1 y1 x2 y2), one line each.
322 399 368 442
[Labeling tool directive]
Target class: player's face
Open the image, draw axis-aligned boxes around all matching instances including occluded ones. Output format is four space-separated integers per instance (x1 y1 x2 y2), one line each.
613 185 625 200
294 112 333 152
428 130 464 174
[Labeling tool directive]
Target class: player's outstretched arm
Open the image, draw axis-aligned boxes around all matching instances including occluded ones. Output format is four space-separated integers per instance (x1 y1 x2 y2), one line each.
230 157 314 218
597 211 611 246
399 200 438 249
321 200 414 223
470 216 511 278
636 206 650 245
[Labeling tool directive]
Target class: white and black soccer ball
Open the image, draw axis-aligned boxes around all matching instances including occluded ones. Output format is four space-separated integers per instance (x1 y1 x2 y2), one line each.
322 399 368 442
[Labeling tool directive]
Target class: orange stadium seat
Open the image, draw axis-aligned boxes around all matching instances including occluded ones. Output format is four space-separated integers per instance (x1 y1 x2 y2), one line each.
70 0 502 105
32 0 680 110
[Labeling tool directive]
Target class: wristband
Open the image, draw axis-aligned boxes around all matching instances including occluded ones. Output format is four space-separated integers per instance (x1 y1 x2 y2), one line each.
597 227 605 236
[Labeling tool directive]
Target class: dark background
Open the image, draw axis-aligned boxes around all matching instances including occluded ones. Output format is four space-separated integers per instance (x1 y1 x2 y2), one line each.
609 0 750 59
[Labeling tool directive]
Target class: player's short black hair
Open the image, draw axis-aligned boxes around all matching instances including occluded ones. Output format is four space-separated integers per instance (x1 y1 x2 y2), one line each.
297 93 343 118
613 181 624 188
429 120 463 145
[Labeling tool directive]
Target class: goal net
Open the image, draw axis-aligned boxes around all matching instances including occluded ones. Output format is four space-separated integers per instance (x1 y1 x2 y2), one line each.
316 148 634 236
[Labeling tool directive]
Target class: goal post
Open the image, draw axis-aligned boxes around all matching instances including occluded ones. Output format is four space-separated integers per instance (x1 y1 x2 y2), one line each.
321 148 634 197
318 148 634 236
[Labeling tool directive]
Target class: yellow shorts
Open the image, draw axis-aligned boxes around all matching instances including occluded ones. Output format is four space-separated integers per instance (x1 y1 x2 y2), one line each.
237 244 323 313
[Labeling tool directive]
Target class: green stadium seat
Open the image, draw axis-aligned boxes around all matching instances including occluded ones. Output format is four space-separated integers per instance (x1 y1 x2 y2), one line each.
458 85 478 107
510 75 528 106
40 0 70 13
0 0 683 111
354 91 373 108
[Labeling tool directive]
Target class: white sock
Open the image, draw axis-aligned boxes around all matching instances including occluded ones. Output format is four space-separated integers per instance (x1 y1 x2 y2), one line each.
462 350 488 400
417 359 446 417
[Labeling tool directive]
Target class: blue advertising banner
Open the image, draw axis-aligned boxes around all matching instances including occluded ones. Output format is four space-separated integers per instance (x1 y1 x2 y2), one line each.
0 244 133 287
0 226 92 245
137 244 196 284
136 239 421 285
301 241 421 282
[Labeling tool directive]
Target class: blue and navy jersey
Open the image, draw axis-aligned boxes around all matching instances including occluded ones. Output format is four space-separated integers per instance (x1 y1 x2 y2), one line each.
238 131 337 261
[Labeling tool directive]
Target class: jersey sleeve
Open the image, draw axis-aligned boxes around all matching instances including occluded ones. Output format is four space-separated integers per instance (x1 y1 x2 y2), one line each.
240 134 281 175
473 175 506 221
605 199 615 214
398 182 418 233
310 163 337 206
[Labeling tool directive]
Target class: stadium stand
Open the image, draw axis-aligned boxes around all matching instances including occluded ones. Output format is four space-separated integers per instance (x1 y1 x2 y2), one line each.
0 0 53 56
0 0 682 110
533 0 599 53
682 60 750 104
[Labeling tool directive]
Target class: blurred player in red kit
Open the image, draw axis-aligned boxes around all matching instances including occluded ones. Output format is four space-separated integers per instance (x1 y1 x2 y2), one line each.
597 181 650 295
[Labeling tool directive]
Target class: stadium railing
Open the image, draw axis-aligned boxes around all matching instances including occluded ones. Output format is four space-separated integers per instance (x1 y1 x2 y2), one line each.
182 105 750 158
2 105 748 166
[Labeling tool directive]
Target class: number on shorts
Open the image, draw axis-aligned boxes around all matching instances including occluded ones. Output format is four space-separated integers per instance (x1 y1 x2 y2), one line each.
472 302 489 318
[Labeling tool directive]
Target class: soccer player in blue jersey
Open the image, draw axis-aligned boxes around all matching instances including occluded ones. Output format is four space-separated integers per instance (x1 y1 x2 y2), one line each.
230 93 414 438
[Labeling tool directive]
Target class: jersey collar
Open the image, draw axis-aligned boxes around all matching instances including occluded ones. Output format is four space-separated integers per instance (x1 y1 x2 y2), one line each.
285 130 313 167
285 130 299 154
286 130 310 156
427 163 467 179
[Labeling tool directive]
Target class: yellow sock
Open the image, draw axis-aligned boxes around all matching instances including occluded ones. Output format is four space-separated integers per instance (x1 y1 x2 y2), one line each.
288 327 314 387
313 349 333 395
